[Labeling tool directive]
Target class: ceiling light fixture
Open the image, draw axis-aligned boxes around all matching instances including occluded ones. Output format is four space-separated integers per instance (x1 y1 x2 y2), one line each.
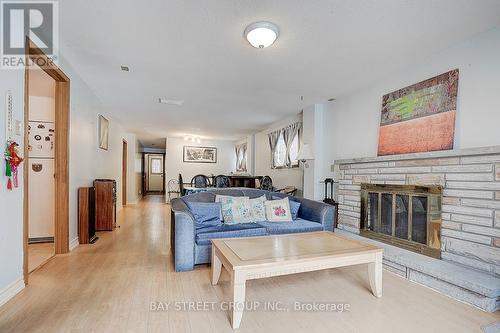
244 21 279 49
183 135 202 143
158 98 184 106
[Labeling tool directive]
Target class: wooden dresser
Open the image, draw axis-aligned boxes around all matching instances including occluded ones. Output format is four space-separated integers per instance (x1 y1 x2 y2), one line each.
94 179 116 231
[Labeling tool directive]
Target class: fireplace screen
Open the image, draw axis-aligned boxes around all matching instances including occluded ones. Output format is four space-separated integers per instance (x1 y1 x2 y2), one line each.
361 184 442 258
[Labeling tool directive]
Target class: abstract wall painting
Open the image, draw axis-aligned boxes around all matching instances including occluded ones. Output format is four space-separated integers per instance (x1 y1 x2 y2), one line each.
377 69 459 156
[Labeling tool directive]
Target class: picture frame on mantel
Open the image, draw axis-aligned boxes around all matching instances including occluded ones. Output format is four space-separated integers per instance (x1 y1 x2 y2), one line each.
98 115 109 150
183 146 217 163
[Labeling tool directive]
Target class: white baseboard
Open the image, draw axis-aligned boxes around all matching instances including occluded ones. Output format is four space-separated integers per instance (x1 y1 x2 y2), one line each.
0 277 24 307
69 237 79 251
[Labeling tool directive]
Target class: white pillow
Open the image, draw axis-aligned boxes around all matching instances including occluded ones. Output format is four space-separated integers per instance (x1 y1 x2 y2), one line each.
249 195 267 222
215 195 253 224
264 197 292 222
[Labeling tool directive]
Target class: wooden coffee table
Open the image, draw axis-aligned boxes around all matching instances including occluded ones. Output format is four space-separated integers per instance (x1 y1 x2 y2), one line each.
211 231 383 329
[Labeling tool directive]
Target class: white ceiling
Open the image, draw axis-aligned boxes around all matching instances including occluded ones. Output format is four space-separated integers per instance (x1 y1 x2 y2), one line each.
57 0 500 147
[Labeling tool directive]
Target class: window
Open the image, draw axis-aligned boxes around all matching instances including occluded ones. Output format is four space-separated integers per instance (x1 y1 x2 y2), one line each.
150 158 162 174
236 143 247 172
273 130 299 168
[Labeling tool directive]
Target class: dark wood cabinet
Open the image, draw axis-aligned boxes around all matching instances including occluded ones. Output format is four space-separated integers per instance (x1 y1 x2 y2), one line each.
78 187 97 244
228 176 263 188
94 179 116 231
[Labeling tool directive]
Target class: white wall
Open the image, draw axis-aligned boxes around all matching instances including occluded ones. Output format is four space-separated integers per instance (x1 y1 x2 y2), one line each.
302 104 325 200
66 58 129 248
254 113 303 195
322 27 500 181
125 133 141 204
0 68 25 304
165 137 236 189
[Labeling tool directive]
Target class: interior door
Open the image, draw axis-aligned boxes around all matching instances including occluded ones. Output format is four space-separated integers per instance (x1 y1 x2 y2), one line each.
148 155 164 192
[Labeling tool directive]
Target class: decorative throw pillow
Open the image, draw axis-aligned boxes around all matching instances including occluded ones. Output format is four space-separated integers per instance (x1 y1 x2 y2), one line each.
272 196 301 220
215 195 253 224
249 195 267 222
289 200 301 220
264 197 292 222
185 202 222 229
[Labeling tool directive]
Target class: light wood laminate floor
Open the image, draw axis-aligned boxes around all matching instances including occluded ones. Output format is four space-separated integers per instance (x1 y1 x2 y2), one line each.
0 195 498 332
28 242 54 273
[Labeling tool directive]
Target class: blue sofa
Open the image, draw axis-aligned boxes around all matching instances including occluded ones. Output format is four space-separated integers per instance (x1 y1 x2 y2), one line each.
170 188 336 271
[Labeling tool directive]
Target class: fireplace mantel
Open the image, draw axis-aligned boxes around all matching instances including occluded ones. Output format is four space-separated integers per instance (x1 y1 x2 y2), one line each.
333 145 500 166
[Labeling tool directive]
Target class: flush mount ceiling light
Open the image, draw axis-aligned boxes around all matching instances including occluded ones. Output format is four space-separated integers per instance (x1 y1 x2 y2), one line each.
244 21 279 49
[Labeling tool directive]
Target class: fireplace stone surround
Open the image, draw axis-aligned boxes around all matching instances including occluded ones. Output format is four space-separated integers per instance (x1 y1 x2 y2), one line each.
333 146 500 312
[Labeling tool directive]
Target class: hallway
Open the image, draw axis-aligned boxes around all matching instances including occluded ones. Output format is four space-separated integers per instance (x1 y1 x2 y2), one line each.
0 196 498 333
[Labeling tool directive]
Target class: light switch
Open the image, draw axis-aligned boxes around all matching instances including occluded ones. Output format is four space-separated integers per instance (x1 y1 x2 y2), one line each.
15 120 22 136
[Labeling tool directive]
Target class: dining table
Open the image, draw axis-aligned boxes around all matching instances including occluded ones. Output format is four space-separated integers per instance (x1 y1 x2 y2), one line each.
183 186 213 195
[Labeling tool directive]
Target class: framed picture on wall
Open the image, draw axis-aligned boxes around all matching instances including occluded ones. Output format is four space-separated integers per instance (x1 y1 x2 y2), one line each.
98 115 109 150
377 69 458 156
183 146 217 163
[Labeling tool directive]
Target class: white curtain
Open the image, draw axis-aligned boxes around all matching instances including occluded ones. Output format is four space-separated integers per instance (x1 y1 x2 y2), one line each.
241 143 247 171
267 129 282 169
282 122 302 167
235 143 247 172
235 145 241 170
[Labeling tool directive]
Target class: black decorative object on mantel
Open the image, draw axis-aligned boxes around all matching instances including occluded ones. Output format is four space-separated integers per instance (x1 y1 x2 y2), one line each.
323 178 339 229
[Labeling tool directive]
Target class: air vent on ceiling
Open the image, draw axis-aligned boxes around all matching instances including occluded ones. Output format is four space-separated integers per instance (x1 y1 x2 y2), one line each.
158 98 183 106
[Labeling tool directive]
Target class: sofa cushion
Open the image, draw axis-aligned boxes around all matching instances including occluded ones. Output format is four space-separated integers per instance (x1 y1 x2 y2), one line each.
215 195 253 224
185 201 222 229
249 195 267 221
272 196 301 220
195 223 267 245
257 219 323 235
182 192 216 203
264 197 292 222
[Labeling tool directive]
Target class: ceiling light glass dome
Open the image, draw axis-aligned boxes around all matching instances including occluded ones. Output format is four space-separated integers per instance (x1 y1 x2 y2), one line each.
244 22 279 49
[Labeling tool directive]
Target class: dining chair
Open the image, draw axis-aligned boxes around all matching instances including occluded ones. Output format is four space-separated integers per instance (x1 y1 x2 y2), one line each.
178 174 187 196
214 175 230 188
191 174 210 188
167 179 180 202
260 176 275 191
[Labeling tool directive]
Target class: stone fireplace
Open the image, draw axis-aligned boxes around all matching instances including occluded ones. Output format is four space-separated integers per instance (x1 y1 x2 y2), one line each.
333 146 500 312
360 184 442 258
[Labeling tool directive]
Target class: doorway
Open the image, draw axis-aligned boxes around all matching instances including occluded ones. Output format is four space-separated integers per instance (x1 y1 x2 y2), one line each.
144 153 165 194
24 39 70 283
122 140 127 206
27 64 56 273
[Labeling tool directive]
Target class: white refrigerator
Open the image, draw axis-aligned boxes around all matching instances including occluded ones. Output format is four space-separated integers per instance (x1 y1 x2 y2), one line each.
28 121 55 240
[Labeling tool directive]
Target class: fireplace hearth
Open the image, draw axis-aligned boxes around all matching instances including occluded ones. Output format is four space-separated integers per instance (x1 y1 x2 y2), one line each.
360 184 442 258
